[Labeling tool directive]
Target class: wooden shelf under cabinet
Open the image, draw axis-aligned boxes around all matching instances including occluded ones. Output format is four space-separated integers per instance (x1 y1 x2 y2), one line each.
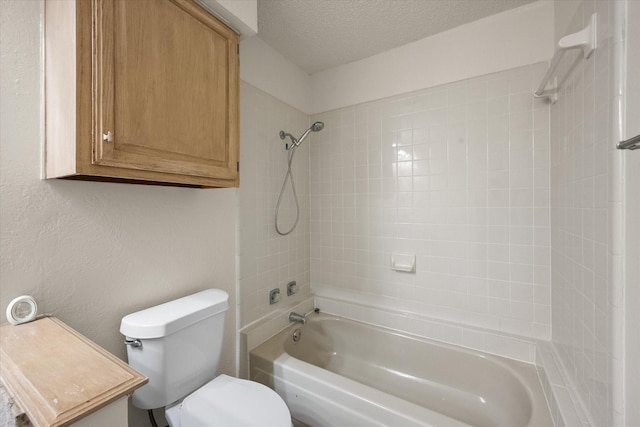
45 0 240 188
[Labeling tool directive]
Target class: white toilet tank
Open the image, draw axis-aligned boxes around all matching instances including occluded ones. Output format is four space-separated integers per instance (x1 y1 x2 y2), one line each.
120 289 229 410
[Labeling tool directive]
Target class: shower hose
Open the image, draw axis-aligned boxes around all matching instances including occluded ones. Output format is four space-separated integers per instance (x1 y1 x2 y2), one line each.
275 143 300 236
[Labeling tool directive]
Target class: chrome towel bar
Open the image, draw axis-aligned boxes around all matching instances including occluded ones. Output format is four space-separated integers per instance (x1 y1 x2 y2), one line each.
617 134 640 150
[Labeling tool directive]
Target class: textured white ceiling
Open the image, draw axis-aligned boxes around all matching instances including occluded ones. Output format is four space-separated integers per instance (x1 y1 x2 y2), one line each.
258 0 538 74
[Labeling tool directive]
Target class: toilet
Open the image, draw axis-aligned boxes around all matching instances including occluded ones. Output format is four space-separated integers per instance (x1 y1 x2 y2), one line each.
120 289 291 427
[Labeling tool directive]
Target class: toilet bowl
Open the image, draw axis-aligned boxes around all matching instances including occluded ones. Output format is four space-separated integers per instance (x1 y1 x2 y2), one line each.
120 289 291 427
165 375 291 427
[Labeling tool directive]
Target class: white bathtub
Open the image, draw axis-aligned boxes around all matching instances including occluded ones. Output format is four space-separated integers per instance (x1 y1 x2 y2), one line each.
250 313 553 427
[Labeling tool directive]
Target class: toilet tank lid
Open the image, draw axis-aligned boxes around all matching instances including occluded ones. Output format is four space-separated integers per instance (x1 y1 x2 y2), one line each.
120 289 229 339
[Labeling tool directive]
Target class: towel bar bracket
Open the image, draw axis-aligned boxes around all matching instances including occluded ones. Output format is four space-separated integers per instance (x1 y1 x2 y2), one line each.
534 13 597 104
534 77 559 104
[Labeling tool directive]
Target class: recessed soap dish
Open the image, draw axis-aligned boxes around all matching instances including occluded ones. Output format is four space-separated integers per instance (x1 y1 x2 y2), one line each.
391 253 416 273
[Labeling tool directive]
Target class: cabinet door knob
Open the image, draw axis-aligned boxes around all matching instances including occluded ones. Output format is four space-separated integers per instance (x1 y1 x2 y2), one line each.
102 131 113 142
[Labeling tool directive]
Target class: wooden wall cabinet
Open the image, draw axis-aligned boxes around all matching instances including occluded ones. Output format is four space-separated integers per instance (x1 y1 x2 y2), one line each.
45 0 240 188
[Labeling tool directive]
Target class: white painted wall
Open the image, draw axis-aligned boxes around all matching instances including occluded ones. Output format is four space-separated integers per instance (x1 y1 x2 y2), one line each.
196 0 257 37
310 0 554 114
0 2 237 426
217 0 257 34
240 36 312 114
238 1 554 117
552 0 581 43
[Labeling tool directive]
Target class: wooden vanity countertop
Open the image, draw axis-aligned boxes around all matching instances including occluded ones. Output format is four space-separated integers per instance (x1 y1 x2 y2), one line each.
0 317 147 427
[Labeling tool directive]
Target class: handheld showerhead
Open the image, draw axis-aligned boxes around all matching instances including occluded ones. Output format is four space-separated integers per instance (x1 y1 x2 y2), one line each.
279 122 325 149
274 121 325 236
293 121 325 147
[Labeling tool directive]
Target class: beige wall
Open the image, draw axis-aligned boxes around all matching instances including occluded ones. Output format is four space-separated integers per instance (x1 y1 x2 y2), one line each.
0 2 237 425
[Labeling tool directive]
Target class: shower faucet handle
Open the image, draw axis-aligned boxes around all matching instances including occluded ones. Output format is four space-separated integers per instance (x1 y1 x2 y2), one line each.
287 281 298 296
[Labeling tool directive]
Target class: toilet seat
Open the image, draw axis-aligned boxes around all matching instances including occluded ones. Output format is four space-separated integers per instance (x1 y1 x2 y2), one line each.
178 375 291 427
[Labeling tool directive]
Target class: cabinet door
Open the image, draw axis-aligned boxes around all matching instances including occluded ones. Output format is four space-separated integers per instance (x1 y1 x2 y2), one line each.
94 0 238 181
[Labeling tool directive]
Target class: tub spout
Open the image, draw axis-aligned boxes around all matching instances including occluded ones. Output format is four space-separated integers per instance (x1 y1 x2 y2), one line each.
289 312 306 325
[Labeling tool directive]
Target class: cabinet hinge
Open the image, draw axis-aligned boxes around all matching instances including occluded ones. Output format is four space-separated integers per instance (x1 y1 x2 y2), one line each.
237 45 240 55
237 162 239 172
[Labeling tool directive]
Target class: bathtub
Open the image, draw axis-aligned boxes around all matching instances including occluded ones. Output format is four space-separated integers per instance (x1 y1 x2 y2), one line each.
250 313 553 427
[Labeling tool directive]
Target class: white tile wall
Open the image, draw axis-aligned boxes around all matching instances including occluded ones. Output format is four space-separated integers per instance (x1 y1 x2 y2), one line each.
310 63 552 340
314 296 537 363
536 342 592 427
239 297 314 378
550 1 619 426
240 6 627 422
238 82 312 327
